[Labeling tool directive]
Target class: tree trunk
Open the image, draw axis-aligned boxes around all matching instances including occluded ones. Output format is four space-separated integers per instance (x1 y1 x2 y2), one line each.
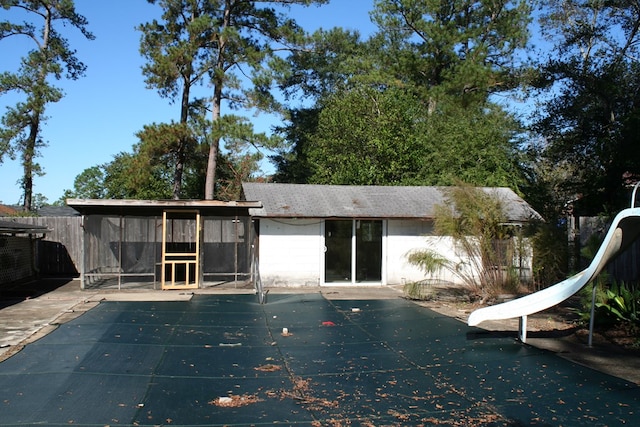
204 1 230 200
22 6 52 211
204 90 221 200
22 106 43 211
172 153 185 200
22 141 34 212
173 72 192 200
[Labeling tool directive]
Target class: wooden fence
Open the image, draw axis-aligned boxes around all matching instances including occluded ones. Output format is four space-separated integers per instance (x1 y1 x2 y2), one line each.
578 216 640 284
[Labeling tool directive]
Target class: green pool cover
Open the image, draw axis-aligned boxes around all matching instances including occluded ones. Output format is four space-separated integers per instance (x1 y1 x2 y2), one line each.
0 293 638 426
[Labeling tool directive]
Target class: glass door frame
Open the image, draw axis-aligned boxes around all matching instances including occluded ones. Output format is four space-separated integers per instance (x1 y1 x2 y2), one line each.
321 219 386 285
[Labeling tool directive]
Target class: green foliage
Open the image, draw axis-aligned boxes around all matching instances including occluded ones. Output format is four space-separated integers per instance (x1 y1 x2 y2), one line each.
62 166 107 200
598 286 635 323
135 121 201 199
277 85 526 188
573 225 640 328
435 185 509 236
529 221 568 290
215 152 264 201
60 155 171 201
580 232 606 264
271 108 319 183
138 0 218 198
139 0 328 199
403 280 437 301
407 184 527 300
0 0 93 211
306 85 430 185
371 0 531 105
406 250 449 278
532 0 640 214
4 209 37 218
276 0 530 190
577 280 640 327
281 27 373 99
418 102 526 188
103 151 173 200
60 142 258 201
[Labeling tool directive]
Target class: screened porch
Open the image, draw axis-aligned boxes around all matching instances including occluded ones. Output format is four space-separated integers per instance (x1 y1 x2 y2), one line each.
66 199 261 290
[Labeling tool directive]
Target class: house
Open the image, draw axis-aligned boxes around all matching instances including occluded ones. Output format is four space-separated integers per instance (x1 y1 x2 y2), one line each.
0 204 20 216
0 220 49 286
242 183 542 287
1 206 82 277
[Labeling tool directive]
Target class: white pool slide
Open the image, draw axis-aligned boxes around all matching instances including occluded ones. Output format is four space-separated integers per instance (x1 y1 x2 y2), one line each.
468 206 640 342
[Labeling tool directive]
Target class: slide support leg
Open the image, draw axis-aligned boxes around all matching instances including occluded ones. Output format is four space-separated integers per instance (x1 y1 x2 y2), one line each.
518 315 528 343
588 283 597 347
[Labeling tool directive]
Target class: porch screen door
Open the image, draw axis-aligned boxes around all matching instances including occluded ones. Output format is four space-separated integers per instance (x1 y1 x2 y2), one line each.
161 210 200 290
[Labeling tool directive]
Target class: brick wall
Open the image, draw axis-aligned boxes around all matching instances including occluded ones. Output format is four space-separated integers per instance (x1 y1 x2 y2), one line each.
0 235 35 285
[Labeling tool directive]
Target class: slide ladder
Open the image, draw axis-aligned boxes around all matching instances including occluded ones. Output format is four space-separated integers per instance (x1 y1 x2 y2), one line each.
468 186 640 342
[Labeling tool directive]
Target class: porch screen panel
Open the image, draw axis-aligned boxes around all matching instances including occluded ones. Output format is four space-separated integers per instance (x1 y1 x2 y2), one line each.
83 215 162 287
120 216 161 283
83 215 122 287
201 216 250 282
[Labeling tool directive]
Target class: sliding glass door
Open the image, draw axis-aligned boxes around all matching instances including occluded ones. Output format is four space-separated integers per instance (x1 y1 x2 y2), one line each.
356 220 382 282
324 220 352 282
324 220 383 284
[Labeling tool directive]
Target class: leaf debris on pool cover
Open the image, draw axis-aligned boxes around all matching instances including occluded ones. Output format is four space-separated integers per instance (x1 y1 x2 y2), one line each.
210 394 261 407
254 363 281 372
0 293 638 425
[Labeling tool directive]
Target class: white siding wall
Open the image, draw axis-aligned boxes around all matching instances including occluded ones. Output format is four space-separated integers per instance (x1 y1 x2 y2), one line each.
386 219 533 286
258 218 323 286
257 218 531 287
386 219 465 285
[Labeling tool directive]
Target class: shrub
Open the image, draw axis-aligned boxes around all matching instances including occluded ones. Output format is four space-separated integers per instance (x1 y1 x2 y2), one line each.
577 279 640 327
403 280 437 300
529 221 568 291
407 184 530 302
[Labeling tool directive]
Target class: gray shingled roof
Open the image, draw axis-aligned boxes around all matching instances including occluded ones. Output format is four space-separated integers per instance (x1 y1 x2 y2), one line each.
37 205 80 217
242 183 541 222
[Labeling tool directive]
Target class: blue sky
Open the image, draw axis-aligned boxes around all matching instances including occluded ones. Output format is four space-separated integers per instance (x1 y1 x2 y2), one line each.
0 0 377 205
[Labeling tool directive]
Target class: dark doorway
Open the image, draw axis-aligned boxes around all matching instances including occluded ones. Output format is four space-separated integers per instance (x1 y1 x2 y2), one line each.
324 220 352 282
356 220 382 282
324 220 383 284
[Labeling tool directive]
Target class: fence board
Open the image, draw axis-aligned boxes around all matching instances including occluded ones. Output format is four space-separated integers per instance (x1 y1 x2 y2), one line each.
579 216 640 283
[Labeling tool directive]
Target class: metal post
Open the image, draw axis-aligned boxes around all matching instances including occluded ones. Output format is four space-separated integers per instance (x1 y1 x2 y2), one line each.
518 315 527 343
80 215 86 290
588 282 597 347
118 216 123 290
234 215 239 286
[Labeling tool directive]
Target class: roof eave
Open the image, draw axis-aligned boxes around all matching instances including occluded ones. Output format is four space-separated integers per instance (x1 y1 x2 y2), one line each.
66 199 262 215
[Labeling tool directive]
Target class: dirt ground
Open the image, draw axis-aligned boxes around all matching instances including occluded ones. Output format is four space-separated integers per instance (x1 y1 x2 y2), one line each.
412 286 640 385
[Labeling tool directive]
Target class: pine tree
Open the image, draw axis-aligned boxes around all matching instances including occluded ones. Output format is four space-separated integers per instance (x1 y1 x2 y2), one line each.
0 0 93 211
